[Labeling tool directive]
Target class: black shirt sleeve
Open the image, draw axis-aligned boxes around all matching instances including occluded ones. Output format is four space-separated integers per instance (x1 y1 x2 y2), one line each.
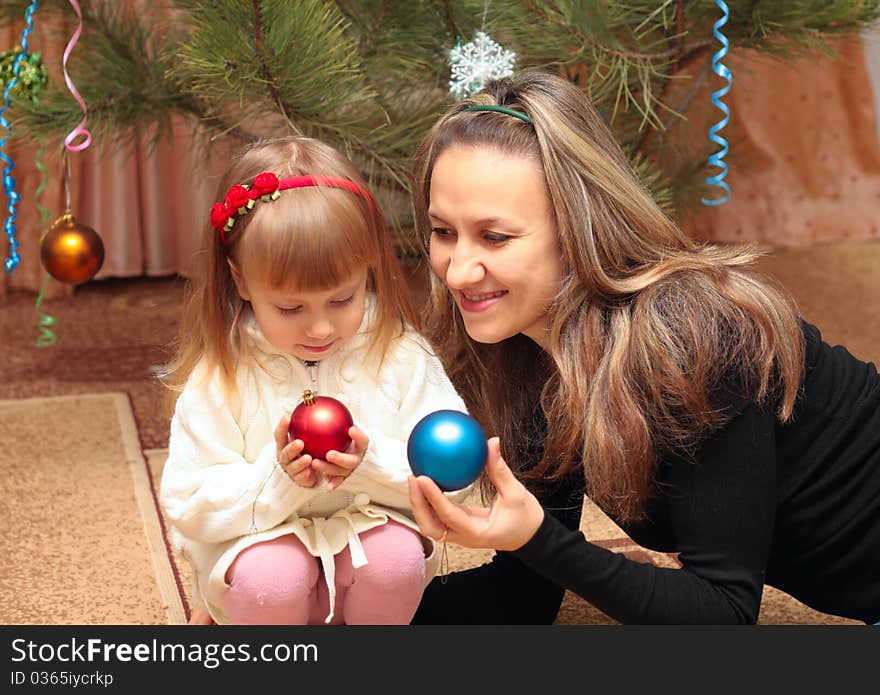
513 403 778 624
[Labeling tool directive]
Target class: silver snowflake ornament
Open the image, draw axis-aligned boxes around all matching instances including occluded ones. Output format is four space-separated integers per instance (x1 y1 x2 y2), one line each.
448 31 516 100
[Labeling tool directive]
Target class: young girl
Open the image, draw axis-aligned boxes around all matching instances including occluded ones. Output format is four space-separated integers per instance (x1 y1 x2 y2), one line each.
159 136 469 625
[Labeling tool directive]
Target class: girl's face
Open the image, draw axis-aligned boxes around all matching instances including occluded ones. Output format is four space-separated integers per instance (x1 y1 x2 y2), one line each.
232 264 369 362
428 145 562 349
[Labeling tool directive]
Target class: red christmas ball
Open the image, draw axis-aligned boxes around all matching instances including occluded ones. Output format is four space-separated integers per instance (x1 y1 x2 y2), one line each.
288 390 354 460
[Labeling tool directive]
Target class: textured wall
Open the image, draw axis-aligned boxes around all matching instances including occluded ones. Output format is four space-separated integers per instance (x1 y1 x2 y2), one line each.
681 32 880 247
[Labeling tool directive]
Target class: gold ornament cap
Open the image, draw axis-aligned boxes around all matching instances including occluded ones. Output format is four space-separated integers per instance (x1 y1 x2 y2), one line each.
301 389 317 405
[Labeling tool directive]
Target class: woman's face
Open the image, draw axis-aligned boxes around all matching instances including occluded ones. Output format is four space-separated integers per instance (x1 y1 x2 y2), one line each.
428 145 562 349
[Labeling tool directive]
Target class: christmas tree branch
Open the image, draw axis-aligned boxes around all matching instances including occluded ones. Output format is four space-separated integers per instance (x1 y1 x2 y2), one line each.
524 0 711 63
440 0 462 40
250 0 300 135
363 0 389 54
0 0 877 242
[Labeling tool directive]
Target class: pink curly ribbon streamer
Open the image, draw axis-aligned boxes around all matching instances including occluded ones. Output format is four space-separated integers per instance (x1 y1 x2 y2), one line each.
62 0 90 151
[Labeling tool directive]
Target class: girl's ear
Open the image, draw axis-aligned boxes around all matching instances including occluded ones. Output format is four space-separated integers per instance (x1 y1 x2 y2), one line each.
227 259 250 301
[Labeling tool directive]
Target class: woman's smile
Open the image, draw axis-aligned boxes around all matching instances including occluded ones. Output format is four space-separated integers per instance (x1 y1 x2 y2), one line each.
458 289 508 312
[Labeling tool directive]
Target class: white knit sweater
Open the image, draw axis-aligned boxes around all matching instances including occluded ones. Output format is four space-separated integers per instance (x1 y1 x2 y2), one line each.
159 300 469 623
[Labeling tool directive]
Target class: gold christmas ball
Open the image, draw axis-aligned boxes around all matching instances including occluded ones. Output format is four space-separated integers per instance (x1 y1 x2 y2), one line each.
39 211 104 285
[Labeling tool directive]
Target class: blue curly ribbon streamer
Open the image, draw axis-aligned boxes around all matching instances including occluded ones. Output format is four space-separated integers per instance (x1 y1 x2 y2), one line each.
0 0 39 274
702 0 731 206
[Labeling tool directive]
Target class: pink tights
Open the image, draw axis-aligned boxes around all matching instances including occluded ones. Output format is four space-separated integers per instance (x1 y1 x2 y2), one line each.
223 520 426 625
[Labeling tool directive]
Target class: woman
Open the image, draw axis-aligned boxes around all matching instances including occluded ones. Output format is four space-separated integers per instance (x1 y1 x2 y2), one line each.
406 70 880 624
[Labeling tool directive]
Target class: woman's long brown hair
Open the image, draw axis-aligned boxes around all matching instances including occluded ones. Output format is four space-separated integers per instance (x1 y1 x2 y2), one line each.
412 71 803 522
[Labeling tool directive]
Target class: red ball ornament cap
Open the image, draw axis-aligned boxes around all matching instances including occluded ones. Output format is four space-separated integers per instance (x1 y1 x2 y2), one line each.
288 390 354 461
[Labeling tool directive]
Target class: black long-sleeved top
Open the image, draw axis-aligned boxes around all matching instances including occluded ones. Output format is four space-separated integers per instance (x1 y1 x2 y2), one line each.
413 321 880 624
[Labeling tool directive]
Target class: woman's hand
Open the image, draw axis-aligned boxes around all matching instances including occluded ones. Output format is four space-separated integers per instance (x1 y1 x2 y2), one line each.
274 414 316 488
311 426 370 492
407 437 545 552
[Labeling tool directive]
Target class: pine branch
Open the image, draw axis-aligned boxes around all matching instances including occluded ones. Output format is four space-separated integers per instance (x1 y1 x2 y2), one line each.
0 0 876 246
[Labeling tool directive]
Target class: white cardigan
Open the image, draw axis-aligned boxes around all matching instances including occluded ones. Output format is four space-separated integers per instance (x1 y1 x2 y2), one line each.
159 302 469 623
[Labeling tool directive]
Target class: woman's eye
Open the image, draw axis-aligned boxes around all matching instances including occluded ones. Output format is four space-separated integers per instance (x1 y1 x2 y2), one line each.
430 227 453 238
484 232 511 243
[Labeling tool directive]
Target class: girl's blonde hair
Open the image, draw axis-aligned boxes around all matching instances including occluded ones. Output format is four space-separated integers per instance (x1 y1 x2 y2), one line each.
163 136 417 402
412 70 804 522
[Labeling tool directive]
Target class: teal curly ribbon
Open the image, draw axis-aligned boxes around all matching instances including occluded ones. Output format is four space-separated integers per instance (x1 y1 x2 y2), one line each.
33 143 56 347
34 271 57 347
33 143 49 229
0 0 39 273
702 0 731 206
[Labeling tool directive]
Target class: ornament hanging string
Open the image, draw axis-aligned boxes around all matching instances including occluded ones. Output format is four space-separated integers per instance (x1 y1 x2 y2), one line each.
34 0 96 346
0 0 40 274
702 0 731 206
250 465 281 534
40 160 104 286
62 0 91 152
439 532 449 583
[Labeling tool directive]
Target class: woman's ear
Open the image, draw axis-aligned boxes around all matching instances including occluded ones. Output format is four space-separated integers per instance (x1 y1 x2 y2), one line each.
227 259 250 301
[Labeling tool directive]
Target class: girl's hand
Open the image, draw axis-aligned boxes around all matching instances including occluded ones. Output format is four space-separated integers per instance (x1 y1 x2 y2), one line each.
275 414 316 488
311 426 369 492
407 437 545 552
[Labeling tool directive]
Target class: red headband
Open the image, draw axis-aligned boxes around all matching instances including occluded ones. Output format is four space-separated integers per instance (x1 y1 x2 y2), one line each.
210 172 375 245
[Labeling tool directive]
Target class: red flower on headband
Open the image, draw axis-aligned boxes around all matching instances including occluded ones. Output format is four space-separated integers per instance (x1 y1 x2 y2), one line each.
252 172 280 198
225 185 251 213
210 203 230 231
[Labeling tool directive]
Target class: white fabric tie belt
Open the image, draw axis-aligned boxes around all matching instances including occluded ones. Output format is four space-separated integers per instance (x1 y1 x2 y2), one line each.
312 509 369 624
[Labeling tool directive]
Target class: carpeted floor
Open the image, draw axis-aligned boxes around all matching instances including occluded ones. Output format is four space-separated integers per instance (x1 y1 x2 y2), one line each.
0 393 185 624
1 241 877 624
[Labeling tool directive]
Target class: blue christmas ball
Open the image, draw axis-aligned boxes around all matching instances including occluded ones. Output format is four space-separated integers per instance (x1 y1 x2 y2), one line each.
407 410 488 491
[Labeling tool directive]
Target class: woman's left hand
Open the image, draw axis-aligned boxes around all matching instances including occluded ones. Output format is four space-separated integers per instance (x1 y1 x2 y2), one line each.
311 426 369 492
407 437 545 552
